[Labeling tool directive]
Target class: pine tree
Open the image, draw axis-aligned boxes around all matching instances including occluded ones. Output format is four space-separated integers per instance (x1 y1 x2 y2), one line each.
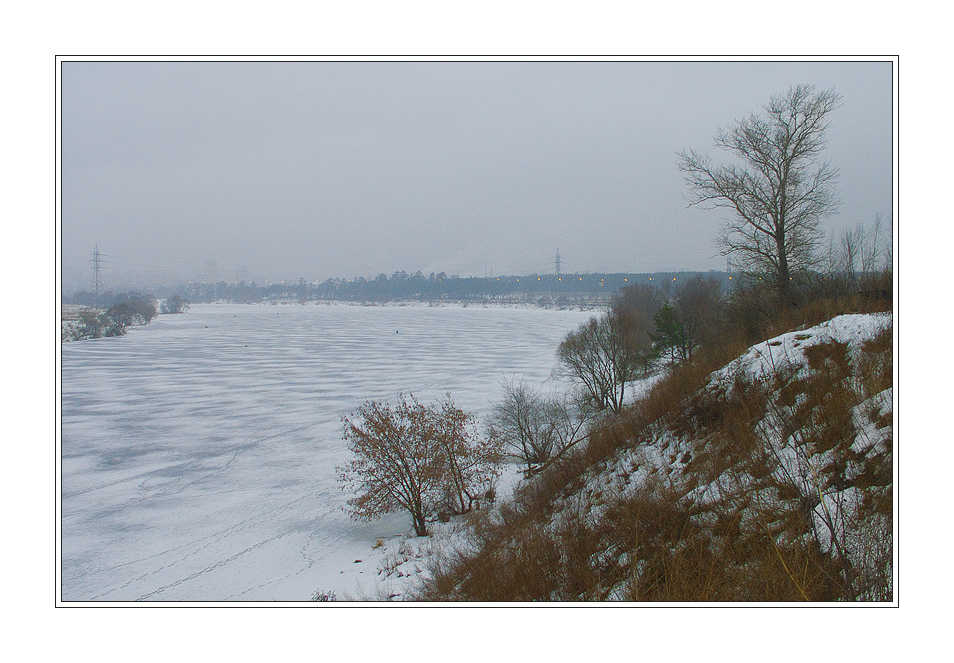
651 303 689 365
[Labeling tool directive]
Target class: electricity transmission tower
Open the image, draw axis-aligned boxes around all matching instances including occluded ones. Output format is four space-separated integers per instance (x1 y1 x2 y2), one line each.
90 245 105 307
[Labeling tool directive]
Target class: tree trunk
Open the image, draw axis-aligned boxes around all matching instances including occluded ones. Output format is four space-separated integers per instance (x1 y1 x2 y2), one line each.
412 511 428 537
776 229 793 304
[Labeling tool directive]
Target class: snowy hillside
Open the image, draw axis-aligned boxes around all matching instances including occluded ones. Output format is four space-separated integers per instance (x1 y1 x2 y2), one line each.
421 312 894 601
712 313 892 387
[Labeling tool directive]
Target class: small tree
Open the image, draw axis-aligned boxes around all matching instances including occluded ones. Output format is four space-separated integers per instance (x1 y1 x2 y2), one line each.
489 380 593 473
431 396 504 515
836 215 889 290
651 303 689 366
556 311 653 414
544 388 594 459
77 308 105 339
161 295 190 314
818 215 892 299
490 380 554 471
101 293 157 335
672 275 725 357
337 394 501 537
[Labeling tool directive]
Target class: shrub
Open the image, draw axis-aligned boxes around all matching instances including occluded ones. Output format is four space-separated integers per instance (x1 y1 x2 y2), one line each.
337 394 503 537
160 294 190 314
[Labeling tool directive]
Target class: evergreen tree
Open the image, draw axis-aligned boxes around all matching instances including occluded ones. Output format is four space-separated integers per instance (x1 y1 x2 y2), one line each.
651 303 689 365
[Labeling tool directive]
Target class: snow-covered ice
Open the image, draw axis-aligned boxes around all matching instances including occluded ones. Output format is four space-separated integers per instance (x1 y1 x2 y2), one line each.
59 302 596 601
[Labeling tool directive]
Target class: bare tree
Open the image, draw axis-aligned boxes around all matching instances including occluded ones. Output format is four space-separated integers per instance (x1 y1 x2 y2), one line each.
544 388 594 455
673 275 725 357
611 283 664 375
678 85 842 300
431 396 504 515
611 283 665 325
489 381 593 472
822 214 890 293
489 379 555 471
840 224 862 284
881 213 893 273
555 311 653 414
337 394 501 537
859 213 886 275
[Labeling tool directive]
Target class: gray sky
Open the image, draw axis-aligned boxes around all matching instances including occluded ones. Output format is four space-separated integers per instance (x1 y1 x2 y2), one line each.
61 59 893 291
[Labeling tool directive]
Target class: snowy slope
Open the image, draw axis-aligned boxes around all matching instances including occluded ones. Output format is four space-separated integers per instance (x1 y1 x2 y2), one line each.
426 311 894 601
712 313 893 386
575 312 893 599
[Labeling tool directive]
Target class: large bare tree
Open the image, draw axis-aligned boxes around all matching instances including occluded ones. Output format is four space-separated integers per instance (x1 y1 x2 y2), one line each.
678 85 842 299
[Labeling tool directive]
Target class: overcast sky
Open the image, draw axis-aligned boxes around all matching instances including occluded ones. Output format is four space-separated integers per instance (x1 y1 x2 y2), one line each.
60 59 893 290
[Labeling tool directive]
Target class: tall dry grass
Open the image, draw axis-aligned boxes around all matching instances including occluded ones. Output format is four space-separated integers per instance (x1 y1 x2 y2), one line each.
417 285 893 601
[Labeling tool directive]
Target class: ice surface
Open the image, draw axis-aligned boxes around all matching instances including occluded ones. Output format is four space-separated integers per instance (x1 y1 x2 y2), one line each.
60 302 596 601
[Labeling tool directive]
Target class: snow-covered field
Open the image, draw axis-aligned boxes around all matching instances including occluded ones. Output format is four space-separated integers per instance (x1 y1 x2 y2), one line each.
59 302 596 602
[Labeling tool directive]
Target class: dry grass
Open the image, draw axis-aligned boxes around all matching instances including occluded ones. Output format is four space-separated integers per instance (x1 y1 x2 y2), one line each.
417 288 893 602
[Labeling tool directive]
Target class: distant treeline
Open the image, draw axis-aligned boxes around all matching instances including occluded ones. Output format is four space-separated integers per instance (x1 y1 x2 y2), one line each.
66 289 157 309
157 271 734 305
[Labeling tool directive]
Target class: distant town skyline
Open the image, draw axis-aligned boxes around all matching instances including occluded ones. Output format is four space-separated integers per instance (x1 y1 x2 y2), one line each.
61 59 894 293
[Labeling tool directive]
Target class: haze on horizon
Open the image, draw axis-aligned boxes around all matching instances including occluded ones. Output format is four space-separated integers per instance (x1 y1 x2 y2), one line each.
60 59 893 293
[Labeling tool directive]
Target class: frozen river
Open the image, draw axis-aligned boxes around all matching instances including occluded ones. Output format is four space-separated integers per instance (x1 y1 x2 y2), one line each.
59 302 596 601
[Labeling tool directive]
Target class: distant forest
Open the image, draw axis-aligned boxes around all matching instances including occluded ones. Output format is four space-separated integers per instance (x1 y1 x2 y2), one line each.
157 271 734 305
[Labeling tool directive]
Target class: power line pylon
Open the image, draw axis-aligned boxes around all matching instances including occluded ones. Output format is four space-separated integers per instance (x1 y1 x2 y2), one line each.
90 245 105 307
